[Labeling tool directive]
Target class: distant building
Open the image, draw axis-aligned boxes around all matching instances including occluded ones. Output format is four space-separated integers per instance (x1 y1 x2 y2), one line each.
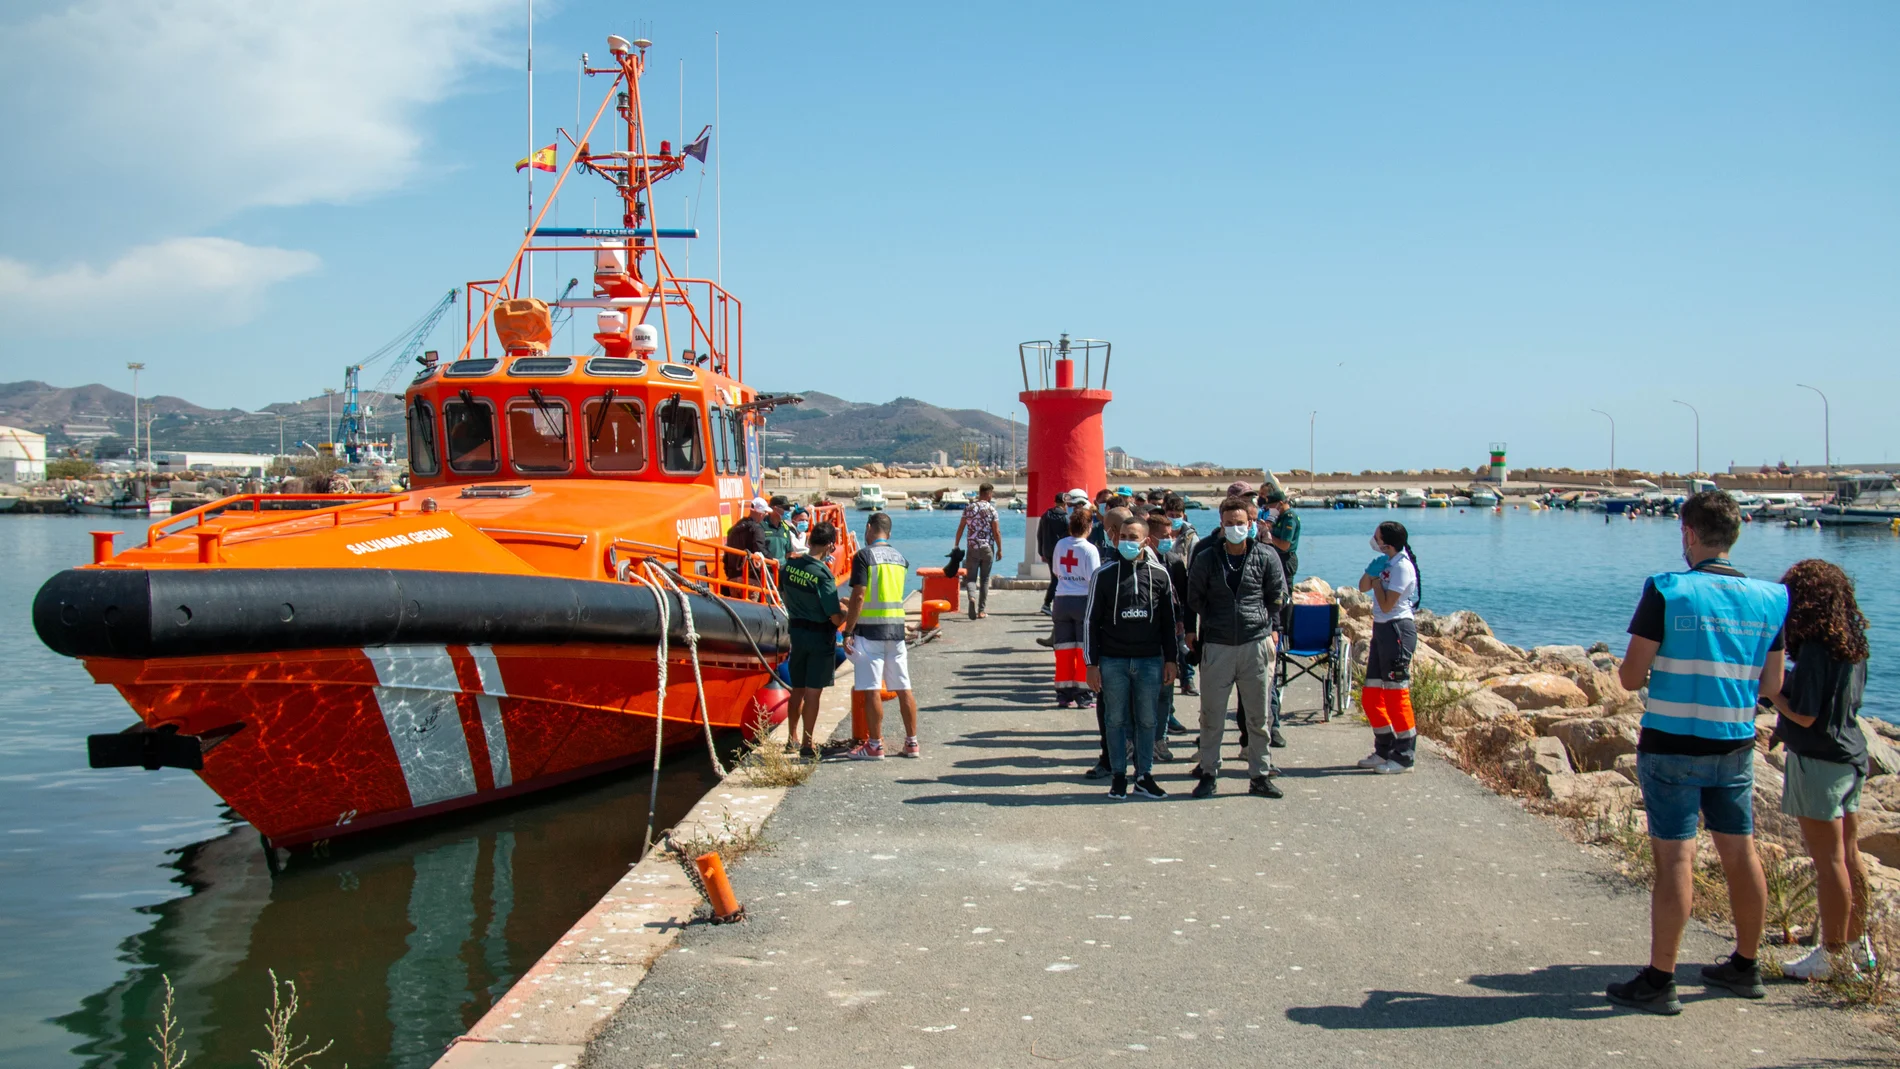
929 449 949 466
0 425 46 482
151 451 278 476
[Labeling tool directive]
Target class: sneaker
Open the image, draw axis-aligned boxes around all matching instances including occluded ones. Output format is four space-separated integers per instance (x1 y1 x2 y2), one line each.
1167 716 1191 735
1781 945 1837 982
1191 773 1218 799
1075 694 1096 709
1700 953 1766 999
1057 698 1075 710
1039 604 1053 617
783 739 798 754
1180 683 1198 697
1249 776 1284 799
1154 742 1174 763
1269 727 1287 748
1375 759 1414 775
1035 635 1055 648
1606 968 1682 1015
1108 775 1128 800
1132 774 1168 799
1083 760 1112 781
899 737 921 758
846 741 885 761
799 743 820 760
1356 751 1385 769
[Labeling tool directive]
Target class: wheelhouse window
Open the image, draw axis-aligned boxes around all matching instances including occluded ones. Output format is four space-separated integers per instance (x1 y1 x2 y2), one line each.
710 406 734 474
444 396 498 474
729 409 749 477
583 395 647 473
507 394 571 474
407 397 439 475
657 396 705 474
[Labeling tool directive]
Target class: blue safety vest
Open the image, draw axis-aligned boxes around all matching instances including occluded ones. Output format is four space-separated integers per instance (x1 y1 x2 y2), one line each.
1641 568 1788 741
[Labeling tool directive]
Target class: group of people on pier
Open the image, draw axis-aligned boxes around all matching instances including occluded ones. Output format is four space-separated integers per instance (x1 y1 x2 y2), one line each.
769 478 1876 999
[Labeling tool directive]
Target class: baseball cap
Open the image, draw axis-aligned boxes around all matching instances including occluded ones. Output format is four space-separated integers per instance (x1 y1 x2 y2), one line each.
1065 487 1089 504
769 494 789 508
1226 480 1255 496
1263 489 1287 505
749 497 770 512
1116 485 1133 496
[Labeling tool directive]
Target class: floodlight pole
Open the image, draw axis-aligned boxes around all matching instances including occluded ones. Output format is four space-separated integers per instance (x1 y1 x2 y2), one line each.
1796 383 1830 474
1671 399 1700 476
1590 409 1616 481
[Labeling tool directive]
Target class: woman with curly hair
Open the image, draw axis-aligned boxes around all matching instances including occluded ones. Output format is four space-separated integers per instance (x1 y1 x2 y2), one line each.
1772 558 1874 980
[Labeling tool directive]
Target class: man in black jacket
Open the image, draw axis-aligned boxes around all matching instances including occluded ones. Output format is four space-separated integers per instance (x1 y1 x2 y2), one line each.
1184 497 1287 799
1085 521 1178 800
1038 492 1072 615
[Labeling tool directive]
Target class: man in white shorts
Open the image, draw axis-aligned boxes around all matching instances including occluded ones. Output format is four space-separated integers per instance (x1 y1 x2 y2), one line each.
841 511 919 759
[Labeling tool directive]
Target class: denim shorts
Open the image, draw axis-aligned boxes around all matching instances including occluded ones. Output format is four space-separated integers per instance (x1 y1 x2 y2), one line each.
1637 748 1755 841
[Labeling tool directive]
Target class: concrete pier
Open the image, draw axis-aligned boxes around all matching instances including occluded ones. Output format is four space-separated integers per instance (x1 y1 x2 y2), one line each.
583 590 1895 1068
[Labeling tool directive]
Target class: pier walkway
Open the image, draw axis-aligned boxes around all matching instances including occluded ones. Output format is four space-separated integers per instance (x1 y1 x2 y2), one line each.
588 590 1894 1068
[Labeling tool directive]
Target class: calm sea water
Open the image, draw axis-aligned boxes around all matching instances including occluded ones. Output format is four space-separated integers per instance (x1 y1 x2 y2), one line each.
874 504 1897 723
3 504 1893 1067
0 517 721 1069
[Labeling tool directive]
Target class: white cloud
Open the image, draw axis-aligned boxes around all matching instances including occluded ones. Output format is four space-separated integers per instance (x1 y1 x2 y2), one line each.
0 237 320 327
2 0 518 219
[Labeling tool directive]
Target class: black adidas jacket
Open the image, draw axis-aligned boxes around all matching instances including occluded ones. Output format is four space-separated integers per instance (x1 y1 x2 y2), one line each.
1084 552 1179 664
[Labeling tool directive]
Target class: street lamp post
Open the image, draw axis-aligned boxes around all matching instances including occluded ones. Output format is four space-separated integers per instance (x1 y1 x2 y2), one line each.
1796 383 1830 474
1308 410 1317 492
1671 399 1701 477
126 362 145 463
324 388 338 451
1590 409 1616 481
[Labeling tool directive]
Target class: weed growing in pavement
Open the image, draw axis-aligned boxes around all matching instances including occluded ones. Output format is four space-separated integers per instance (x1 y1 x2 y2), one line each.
1759 842 1820 948
149 974 186 1069
1820 901 1900 1006
666 807 765 867
735 707 816 789
252 969 337 1069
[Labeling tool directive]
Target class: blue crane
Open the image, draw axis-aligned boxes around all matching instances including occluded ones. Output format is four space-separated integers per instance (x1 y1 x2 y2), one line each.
338 290 458 463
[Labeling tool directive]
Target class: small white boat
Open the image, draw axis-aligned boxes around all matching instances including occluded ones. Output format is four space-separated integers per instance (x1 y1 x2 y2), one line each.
1006 497 1026 511
905 496 934 511
1294 495 1329 509
1425 493 1451 508
854 483 888 511
937 489 970 510
1816 474 1900 526
0 495 19 513
1395 488 1426 508
1450 496 1472 507
1468 489 1500 507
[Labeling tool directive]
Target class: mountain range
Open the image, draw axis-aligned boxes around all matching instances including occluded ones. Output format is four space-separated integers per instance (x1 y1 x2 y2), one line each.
0 380 1030 465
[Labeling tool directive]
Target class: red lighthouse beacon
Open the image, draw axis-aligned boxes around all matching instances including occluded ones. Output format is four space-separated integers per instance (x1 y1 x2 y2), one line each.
1016 334 1113 578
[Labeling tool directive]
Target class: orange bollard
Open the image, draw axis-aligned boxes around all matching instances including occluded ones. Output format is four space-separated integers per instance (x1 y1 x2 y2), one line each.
850 690 870 744
921 598 952 631
694 851 744 922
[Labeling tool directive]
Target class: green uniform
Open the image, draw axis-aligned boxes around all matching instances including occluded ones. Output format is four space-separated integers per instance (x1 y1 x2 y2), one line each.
1270 508 1301 576
781 554 841 688
762 517 794 568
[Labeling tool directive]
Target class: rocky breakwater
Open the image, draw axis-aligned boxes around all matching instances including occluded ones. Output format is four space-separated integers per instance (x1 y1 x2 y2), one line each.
1293 578 1900 901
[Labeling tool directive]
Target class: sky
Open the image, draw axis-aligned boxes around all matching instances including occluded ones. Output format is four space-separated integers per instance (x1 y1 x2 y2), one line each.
0 0 1894 473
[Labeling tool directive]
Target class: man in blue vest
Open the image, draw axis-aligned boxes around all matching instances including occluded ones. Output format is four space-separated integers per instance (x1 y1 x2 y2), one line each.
1606 490 1787 1015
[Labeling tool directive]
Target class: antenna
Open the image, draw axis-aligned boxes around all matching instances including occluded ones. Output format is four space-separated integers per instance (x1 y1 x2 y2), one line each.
525 0 535 293
715 29 722 287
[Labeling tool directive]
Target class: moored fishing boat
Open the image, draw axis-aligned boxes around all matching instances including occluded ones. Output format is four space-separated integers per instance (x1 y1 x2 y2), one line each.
32 34 851 849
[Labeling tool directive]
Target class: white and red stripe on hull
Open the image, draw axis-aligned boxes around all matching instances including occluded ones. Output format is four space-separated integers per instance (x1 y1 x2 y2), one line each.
86 643 771 847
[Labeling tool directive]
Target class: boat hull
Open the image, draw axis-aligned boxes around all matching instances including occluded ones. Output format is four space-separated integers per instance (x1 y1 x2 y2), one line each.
36 567 787 846
1816 506 1900 526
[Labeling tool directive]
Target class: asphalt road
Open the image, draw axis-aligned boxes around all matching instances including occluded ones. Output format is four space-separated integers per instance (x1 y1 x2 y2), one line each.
587 590 1896 1068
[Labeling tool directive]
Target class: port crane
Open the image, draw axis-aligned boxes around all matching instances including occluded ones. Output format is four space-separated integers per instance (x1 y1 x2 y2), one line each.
336 290 458 462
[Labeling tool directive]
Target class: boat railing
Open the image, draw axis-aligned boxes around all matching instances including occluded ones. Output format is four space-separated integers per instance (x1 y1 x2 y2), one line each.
147 493 408 548
608 534 783 607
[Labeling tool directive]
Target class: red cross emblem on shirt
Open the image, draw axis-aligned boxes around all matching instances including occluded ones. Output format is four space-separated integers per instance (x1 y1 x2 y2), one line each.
1059 549 1080 574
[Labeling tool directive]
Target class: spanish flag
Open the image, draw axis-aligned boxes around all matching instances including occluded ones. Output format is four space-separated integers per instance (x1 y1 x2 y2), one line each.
515 144 556 173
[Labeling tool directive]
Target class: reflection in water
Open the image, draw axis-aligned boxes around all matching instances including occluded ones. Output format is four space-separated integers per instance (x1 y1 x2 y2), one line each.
57 760 720 1069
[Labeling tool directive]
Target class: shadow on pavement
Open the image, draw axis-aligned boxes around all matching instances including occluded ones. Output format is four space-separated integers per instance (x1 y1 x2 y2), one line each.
1287 964 1639 1028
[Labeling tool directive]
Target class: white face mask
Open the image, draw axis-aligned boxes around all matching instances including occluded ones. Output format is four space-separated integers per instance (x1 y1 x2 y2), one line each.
1370 535 1386 554
1222 524 1249 544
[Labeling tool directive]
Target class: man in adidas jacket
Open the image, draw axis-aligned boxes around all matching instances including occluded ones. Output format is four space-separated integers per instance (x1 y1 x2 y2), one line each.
1084 541 1178 799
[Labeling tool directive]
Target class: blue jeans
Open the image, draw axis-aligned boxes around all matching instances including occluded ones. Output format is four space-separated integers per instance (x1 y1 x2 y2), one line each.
1637 748 1756 841
1099 655 1162 778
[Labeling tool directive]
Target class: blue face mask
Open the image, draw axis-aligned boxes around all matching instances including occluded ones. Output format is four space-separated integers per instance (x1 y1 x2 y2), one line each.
795 521 809 533
1170 516 1185 531
1117 540 1142 560
1157 537 1175 554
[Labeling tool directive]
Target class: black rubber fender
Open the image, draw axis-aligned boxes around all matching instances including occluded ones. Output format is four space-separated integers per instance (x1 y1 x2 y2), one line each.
33 568 787 660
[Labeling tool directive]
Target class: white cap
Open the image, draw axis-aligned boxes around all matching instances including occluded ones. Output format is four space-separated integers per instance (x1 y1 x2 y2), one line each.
749 497 770 513
1065 487 1089 503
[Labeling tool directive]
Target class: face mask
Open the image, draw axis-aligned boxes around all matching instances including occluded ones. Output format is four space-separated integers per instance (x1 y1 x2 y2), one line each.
1222 524 1249 544
1117 540 1142 560
1170 516 1185 530
795 521 809 533
1157 538 1175 554
1250 521 1261 537
1370 535 1386 554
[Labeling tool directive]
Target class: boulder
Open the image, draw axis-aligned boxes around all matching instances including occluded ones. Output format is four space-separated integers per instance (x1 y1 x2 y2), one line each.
1409 639 1470 679
1862 774 1900 814
1338 589 1372 620
1751 752 1799 840
1613 752 1640 784
1861 718 1900 777
1292 576 1333 599
1571 669 1635 711
1483 672 1590 711
1441 609 1493 640
1466 634 1522 663
1421 634 1491 671
1531 645 1593 672
1549 716 1640 772
1589 651 1621 674
1451 687 1519 726
1506 736 1574 786
1545 770 1641 813
1859 814 1900 869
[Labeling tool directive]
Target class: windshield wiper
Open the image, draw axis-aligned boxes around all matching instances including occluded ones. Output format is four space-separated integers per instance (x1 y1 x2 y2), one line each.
588 388 617 443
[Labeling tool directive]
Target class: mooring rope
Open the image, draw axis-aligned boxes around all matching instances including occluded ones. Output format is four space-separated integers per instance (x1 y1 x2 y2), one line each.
625 564 671 854
645 560 727 778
